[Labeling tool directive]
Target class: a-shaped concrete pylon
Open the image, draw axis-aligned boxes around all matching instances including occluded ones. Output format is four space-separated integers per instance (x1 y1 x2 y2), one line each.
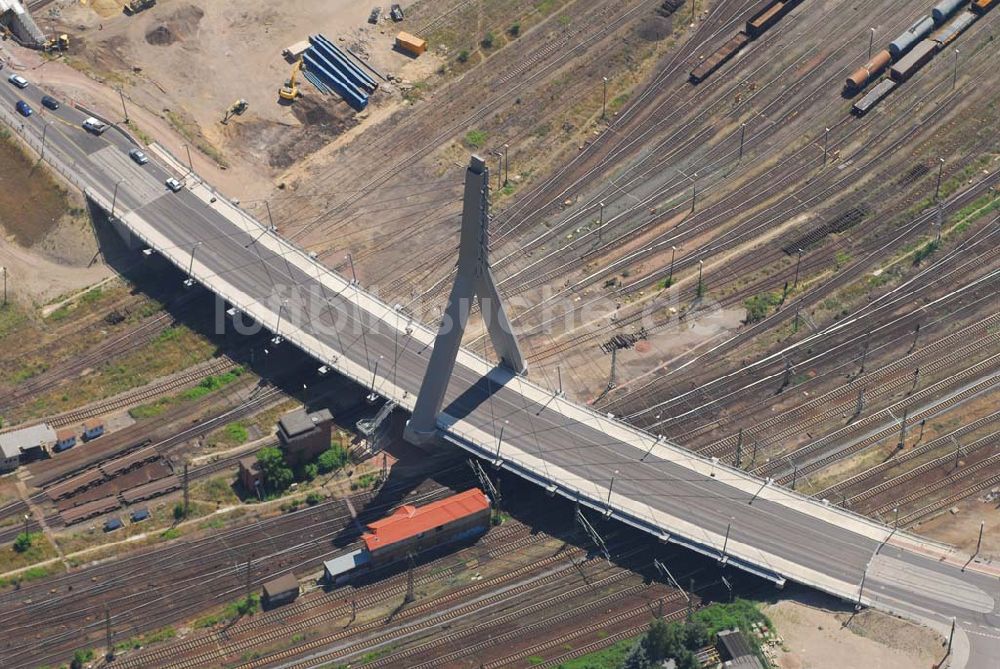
405 155 526 445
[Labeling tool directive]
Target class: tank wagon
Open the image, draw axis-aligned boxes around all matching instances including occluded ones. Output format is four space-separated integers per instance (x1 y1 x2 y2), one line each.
889 15 935 59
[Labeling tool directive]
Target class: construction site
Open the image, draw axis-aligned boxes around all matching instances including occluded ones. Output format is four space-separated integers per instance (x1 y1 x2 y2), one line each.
0 0 998 668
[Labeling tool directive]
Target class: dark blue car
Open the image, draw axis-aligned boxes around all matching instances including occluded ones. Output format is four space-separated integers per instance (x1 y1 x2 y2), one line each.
15 100 32 117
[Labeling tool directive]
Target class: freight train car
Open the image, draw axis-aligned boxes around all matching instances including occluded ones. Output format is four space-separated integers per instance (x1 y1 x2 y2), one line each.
931 10 977 46
845 49 892 90
852 78 897 115
889 15 935 58
971 0 998 13
932 0 967 24
890 39 939 82
690 32 750 83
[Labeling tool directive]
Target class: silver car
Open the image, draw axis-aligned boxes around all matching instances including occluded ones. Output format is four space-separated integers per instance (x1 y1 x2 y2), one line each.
7 74 28 89
129 148 150 165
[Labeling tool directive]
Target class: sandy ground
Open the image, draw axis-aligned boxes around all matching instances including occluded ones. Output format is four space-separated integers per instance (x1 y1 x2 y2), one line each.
915 493 1000 561
30 0 442 200
764 591 945 669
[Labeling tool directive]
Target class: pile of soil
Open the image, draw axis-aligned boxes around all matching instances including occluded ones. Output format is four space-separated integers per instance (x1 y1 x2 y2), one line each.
145 5 204 46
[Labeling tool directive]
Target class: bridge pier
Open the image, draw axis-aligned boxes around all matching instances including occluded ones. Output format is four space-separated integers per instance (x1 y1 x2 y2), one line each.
404 155 526 446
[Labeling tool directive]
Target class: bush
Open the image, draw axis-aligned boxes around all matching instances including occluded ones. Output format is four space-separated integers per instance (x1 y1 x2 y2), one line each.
302 463 318 481
317 445 348 474
306 491 322 506
457 49 470 63
508 23 521 37
480 32 495 49
173 502 186 521
351 472 378 491
71 648 94 669
743 291 782 324
13 531 34 553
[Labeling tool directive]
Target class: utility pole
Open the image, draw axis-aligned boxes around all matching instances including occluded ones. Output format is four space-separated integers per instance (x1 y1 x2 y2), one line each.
22 514 29 540
686 578 695 622
822 127 830 165
738 122 747 161
721 518 733 559
598 201 605 245
601 76 608 119
911 367 920 394
182 461 190 518
734 428 743 468
952 49 959 90
244 554 252 602
1 266 6 306
935 158 945 200
606 469 619 514
105 605 113 661
118 87 129 124
350 598 357 624
791 463 798 490
184 144 194 175
495 151 502 191
264 200 275 231
690 174 698 213
750 439 758 468
858 330 871 375
696 259 704 297
793 303 801 333
111 178 125 218
953 436 962 469
503 143 509 185
947 618 956 656
779 358 792 392
793 248 804 288
868 27 875 60
896 409 908 450
854 386 865 417
405 554 415 603
40 121 49 161
608 346 618 391
668 245 677 285
908 322 920 354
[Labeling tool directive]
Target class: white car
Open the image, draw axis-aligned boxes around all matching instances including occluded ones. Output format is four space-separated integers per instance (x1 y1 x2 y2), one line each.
82 117 108 135
7 74 28 89
165 177 183 192
129 148 149 165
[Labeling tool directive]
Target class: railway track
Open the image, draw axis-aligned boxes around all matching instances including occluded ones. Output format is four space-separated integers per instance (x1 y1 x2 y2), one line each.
814 412 1000 500
869 451 1000 519
754 357 1000 481
696 314 1000 459
112 520 551 669
899 472 1000 527
45 357 239 429
847 431 1000 506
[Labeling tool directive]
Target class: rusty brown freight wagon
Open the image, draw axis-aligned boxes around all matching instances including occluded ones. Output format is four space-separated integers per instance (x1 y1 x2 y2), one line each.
845 49 892 90
690 32 750 83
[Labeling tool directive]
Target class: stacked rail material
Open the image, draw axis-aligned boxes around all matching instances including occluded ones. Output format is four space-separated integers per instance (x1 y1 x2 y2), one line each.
62 495 119 525
971 0 998 13
845 49 892 90
120 475 181 504
852 78 897 115
690 32 750 83
931 10 976 46
891 39 939 81
932 0 967 23
301 34 372 110
310 34 378 93
889 15 936 58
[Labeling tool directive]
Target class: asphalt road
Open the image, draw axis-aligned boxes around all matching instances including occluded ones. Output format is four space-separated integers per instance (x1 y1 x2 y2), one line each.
0 67 996 666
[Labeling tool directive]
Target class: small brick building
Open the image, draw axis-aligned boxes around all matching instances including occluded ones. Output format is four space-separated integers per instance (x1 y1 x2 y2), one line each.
238 456 264 493
277 408 333 465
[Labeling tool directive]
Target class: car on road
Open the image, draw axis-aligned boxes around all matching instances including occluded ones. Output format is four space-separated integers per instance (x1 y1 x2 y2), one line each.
15 100 32 117
82 116 108 135
40 95 60 110
165 177 183 192
7 74 28 89
129 148 150 165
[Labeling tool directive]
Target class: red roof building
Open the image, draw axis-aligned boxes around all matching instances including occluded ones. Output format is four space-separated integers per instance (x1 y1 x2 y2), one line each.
362 488 490 555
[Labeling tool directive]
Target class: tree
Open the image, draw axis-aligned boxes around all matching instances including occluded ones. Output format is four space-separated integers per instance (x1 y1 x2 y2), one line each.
173 502 186 521
257 447 293 493
481 32 495 49
12 532 32 553
303 463 318 481
623 641 651 669
457 49 470 63
508 23 521 37
317 445 348 474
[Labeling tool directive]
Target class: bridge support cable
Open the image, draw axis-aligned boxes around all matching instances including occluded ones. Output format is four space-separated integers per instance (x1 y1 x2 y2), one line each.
405 155 527 445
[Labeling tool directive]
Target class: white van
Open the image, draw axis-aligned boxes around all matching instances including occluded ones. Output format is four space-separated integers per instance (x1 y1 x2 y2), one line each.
82 117 108 135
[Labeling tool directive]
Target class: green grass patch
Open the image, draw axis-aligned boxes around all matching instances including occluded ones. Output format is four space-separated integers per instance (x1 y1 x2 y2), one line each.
0 561 64 589
351 472 379 491
160 527 181 541
130 366 244 419
464 129 488 149
552 636 634 668
743 291 782 324
115 626 177 651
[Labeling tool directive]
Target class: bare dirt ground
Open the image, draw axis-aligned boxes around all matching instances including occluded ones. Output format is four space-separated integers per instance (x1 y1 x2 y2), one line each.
764 591 945 669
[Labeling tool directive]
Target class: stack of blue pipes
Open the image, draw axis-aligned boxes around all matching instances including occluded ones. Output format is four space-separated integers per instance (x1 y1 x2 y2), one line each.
301 34 378 111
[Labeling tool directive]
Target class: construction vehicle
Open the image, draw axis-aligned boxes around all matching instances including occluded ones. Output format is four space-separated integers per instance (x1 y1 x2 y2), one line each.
42 34 70 52
125 0 157 15
279 59 303 101
221 99 248 124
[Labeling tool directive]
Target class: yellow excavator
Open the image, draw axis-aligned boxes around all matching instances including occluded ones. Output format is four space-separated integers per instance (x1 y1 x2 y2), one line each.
279 58 303 101
221 99 248 124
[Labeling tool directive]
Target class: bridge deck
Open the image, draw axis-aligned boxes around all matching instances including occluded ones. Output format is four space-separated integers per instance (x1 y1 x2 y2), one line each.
0 75 995 663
